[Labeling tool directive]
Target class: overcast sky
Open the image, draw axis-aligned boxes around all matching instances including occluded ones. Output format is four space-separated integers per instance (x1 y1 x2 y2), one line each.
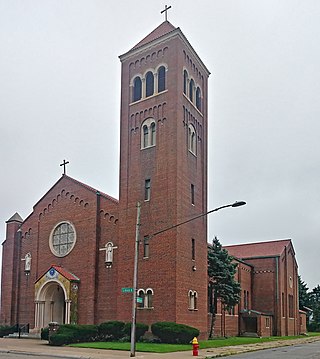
1 0 319 291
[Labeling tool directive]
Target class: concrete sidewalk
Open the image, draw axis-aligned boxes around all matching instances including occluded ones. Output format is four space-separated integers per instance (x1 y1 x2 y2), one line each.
1 336 320 359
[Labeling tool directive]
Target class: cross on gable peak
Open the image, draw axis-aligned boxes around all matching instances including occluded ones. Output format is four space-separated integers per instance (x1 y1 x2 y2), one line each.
60 159 70 175
161 5 172 22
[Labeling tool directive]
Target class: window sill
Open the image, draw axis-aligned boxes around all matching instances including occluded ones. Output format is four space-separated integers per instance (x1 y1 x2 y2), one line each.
141 145 156 150
188 308 198 311
183 93 203 116
137 307 154 310
188 149 197 157
130 90 168 106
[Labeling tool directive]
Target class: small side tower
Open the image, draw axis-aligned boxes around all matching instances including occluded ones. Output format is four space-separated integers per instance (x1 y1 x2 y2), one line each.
117 21 210 335
0 213 23 325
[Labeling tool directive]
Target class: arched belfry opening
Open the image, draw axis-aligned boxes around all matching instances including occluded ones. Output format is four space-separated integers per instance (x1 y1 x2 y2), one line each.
34 266 79 330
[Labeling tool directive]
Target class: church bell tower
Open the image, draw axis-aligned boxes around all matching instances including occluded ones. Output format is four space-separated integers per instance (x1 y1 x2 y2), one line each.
118 20 210 335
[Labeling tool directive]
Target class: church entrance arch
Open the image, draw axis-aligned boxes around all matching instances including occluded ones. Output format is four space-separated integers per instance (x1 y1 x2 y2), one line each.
35 280 69 329
34 266 79 330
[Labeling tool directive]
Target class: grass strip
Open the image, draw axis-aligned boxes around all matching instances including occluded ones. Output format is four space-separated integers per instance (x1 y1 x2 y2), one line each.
70 333 320 353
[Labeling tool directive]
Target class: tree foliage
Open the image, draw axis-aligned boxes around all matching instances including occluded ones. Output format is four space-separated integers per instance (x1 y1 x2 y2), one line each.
208 236 241 311
207 236 241 337
298 275 311 309
310 285 320 324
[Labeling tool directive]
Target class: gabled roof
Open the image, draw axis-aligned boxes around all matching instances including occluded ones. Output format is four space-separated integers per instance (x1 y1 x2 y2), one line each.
224 239 292 259
52 265 80 281
35 265 80 283
64 175 118 204
131 21 177 50
6 212 23 223
32 174 119 209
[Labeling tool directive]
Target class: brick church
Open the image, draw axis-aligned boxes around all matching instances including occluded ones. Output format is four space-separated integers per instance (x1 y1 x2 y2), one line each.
1 19 304 338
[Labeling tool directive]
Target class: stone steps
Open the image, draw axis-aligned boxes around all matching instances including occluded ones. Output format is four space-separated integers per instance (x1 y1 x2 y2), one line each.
5 332 41 339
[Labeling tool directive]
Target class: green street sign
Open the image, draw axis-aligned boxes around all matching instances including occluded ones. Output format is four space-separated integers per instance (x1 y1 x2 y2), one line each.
136 297 143 304
121 287 134 293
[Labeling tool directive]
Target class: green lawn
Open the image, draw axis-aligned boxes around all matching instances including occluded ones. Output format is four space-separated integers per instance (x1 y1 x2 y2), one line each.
70 333 320 353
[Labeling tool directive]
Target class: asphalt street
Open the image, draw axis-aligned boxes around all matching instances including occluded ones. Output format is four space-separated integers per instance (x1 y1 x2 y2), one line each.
224 339 320 359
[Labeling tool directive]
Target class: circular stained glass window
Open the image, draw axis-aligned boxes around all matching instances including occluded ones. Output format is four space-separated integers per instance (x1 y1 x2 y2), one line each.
50 222 76 257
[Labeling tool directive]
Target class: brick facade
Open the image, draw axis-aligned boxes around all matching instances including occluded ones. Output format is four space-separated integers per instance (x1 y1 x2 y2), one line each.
0 20 303 339
1 21 210 337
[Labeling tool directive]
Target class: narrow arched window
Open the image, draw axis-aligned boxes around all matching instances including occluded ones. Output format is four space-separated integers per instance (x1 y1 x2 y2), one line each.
137 289 145 308
145 71 154 97
196 87 201 111
189 79 194 102
183 70 188 95
150 122 156 146
143 125 149 148
133 76 142 102
141 118 156 149
146 289 153 308
194 291 198 310
158 66 166 92
188 124 197 155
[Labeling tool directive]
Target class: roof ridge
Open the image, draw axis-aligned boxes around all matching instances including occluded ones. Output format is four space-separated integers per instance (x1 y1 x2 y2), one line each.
224 239 291 248
130 20 177 51
64 175 119 204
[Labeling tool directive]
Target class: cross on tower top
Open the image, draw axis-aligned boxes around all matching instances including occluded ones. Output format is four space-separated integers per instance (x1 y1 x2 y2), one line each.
60 159 69 175
161 5 172 22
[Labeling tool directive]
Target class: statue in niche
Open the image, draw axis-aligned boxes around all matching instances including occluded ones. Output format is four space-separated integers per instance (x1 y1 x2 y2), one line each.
24 253 32 272
99 242 118 268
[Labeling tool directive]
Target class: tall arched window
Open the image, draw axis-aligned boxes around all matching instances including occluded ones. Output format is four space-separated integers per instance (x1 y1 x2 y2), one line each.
145 71 154 97
189 79 194 102
150 122 156 146
188 124 196 155
158 66 166 92
137 289 145 308
188 290 198 310
143 125 149 148
196 87 201 111
141 118 156 149
146 288 153 308
133 76 142 102
183 70 188 95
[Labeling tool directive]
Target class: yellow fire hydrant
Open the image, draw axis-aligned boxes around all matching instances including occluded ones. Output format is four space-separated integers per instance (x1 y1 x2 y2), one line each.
192 337 199 356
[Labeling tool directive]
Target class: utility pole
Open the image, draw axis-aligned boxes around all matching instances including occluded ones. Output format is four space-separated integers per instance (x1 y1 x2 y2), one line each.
129 200 245 357
130 202 141 357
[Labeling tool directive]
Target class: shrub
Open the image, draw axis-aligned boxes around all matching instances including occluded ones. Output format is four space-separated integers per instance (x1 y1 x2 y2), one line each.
62 324 98 343
307 322 320 332
151 322 199 344
98 321 125 340
49 324 98 346
0 325 16 338
124 322 149 341
49 333 74 346
41 327 49 340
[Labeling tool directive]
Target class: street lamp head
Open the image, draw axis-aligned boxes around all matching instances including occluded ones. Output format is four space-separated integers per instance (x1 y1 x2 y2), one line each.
231 201 246 207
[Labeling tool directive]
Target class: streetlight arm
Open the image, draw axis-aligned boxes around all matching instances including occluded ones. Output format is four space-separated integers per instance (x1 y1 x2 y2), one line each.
150 201 246 238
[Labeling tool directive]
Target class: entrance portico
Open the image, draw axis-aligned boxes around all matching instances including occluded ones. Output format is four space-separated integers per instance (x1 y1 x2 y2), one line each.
34 266 79 330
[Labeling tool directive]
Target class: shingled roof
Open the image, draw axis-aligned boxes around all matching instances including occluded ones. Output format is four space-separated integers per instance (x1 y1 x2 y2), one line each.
224 239 293 259
131 20 177 50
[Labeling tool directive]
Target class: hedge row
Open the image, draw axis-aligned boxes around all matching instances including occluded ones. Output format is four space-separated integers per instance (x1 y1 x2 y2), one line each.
151 322 199 344
48 321 199 346
49 321 148 346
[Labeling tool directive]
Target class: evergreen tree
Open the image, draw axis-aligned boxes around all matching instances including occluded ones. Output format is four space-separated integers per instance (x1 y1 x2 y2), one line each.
310 285 320 325
298 275 311 309
207 236 241 338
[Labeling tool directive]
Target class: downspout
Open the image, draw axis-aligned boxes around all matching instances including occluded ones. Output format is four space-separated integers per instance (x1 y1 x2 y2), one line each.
238 264 241 336
15 227 22 327
275 257 279 336
94 191 101 324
